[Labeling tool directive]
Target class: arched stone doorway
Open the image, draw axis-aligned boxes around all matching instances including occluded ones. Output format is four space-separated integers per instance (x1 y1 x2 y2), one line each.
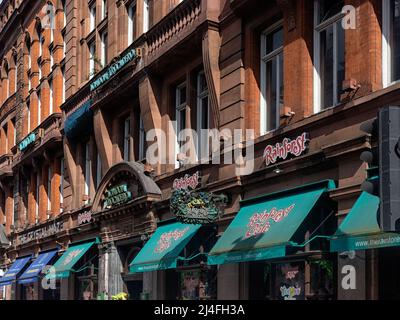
91 161 162 300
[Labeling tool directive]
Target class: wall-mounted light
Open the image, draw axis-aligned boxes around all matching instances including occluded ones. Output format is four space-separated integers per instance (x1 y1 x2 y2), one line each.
274 166 283 174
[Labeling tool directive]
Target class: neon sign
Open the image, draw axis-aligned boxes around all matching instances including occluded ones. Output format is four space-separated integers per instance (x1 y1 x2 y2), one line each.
263 133 309 166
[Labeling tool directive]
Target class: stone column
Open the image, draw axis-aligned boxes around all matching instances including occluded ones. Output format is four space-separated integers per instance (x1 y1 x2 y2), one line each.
98 242 124 299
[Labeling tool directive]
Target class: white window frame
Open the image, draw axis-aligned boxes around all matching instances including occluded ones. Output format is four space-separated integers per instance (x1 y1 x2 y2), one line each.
382 0 400 88
196 70 209 161
128 2 136 45
61 65 66 104
143 0 150 33
260 21 284 136
123 117 131 161
313 0 346 114
49 78 53 115
89 41 96 79
37 90 41 125
27 100 31 133
101 31 107 66
175 82 187 169
102 0 107 20
90 3 96 32
84 142 91 204
62 0 67 28
38 32 43 57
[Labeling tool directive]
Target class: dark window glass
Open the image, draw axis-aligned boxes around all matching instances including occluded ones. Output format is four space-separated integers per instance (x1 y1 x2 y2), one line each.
391 0 400 81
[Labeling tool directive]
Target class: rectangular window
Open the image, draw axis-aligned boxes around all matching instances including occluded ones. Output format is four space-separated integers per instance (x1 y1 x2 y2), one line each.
11 197 15 228
62 31 66 57
96 152 102 189
49 78 53 115
175 83 187 168
60 158 64 213
102 0 107 20
62 0 67 28
139 116 146 161
61 65 66 104
383 0 400 86
47 166 52 218
12 118 16 147
27 100 31 133
37 90 41 125
3 124 8 153
84 142 91 205
35 172 39 223
123 117 131 161
196 71 209 160
39 34 43 57
143 0 150 33
314 0 345 112
89 42 96 79
260 23 284 135
101 32 108 67
128 3 137 45
90 3 96 32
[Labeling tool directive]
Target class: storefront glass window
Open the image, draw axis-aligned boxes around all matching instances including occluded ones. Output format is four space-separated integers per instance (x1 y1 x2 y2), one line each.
178 268 217 300
309 259 335 300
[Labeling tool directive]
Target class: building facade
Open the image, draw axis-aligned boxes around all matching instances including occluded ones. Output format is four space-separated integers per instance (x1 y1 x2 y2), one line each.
0 0 399 300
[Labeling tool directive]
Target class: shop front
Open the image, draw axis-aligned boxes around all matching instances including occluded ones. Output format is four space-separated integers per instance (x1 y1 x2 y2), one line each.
129 220 218 300
46 239 100 300
17 249 59 300
0 256 31 300
330 192 400 300
208 180 337 300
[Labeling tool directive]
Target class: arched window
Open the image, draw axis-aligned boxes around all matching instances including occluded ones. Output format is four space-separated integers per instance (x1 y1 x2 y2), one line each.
13 54 17 94
25 34 31 69
3 60 10 99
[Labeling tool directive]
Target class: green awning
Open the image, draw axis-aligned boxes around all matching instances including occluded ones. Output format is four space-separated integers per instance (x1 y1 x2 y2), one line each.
208 180 336 265
46 241 96 280
130 222 201 273
330 192 400 251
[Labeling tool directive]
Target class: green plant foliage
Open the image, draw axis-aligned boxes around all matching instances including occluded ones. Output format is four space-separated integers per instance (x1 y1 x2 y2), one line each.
111 292 128 300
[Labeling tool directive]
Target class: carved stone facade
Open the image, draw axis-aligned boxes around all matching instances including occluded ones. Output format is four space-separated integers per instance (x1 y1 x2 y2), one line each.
0 0 398 301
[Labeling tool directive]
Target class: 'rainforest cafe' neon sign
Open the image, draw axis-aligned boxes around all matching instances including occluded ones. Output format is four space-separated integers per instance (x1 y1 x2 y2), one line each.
263 133 309 166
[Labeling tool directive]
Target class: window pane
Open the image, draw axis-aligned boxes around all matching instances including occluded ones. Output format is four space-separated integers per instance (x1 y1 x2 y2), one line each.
198 73 207 93
336 21 345 104
320 25 334 109
179 109 186 132
200 97 209 130
179 86 186 105
265 27 283 55
266 58 278 131
278 52 284 113
391 0 400 81
319 0 344 23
